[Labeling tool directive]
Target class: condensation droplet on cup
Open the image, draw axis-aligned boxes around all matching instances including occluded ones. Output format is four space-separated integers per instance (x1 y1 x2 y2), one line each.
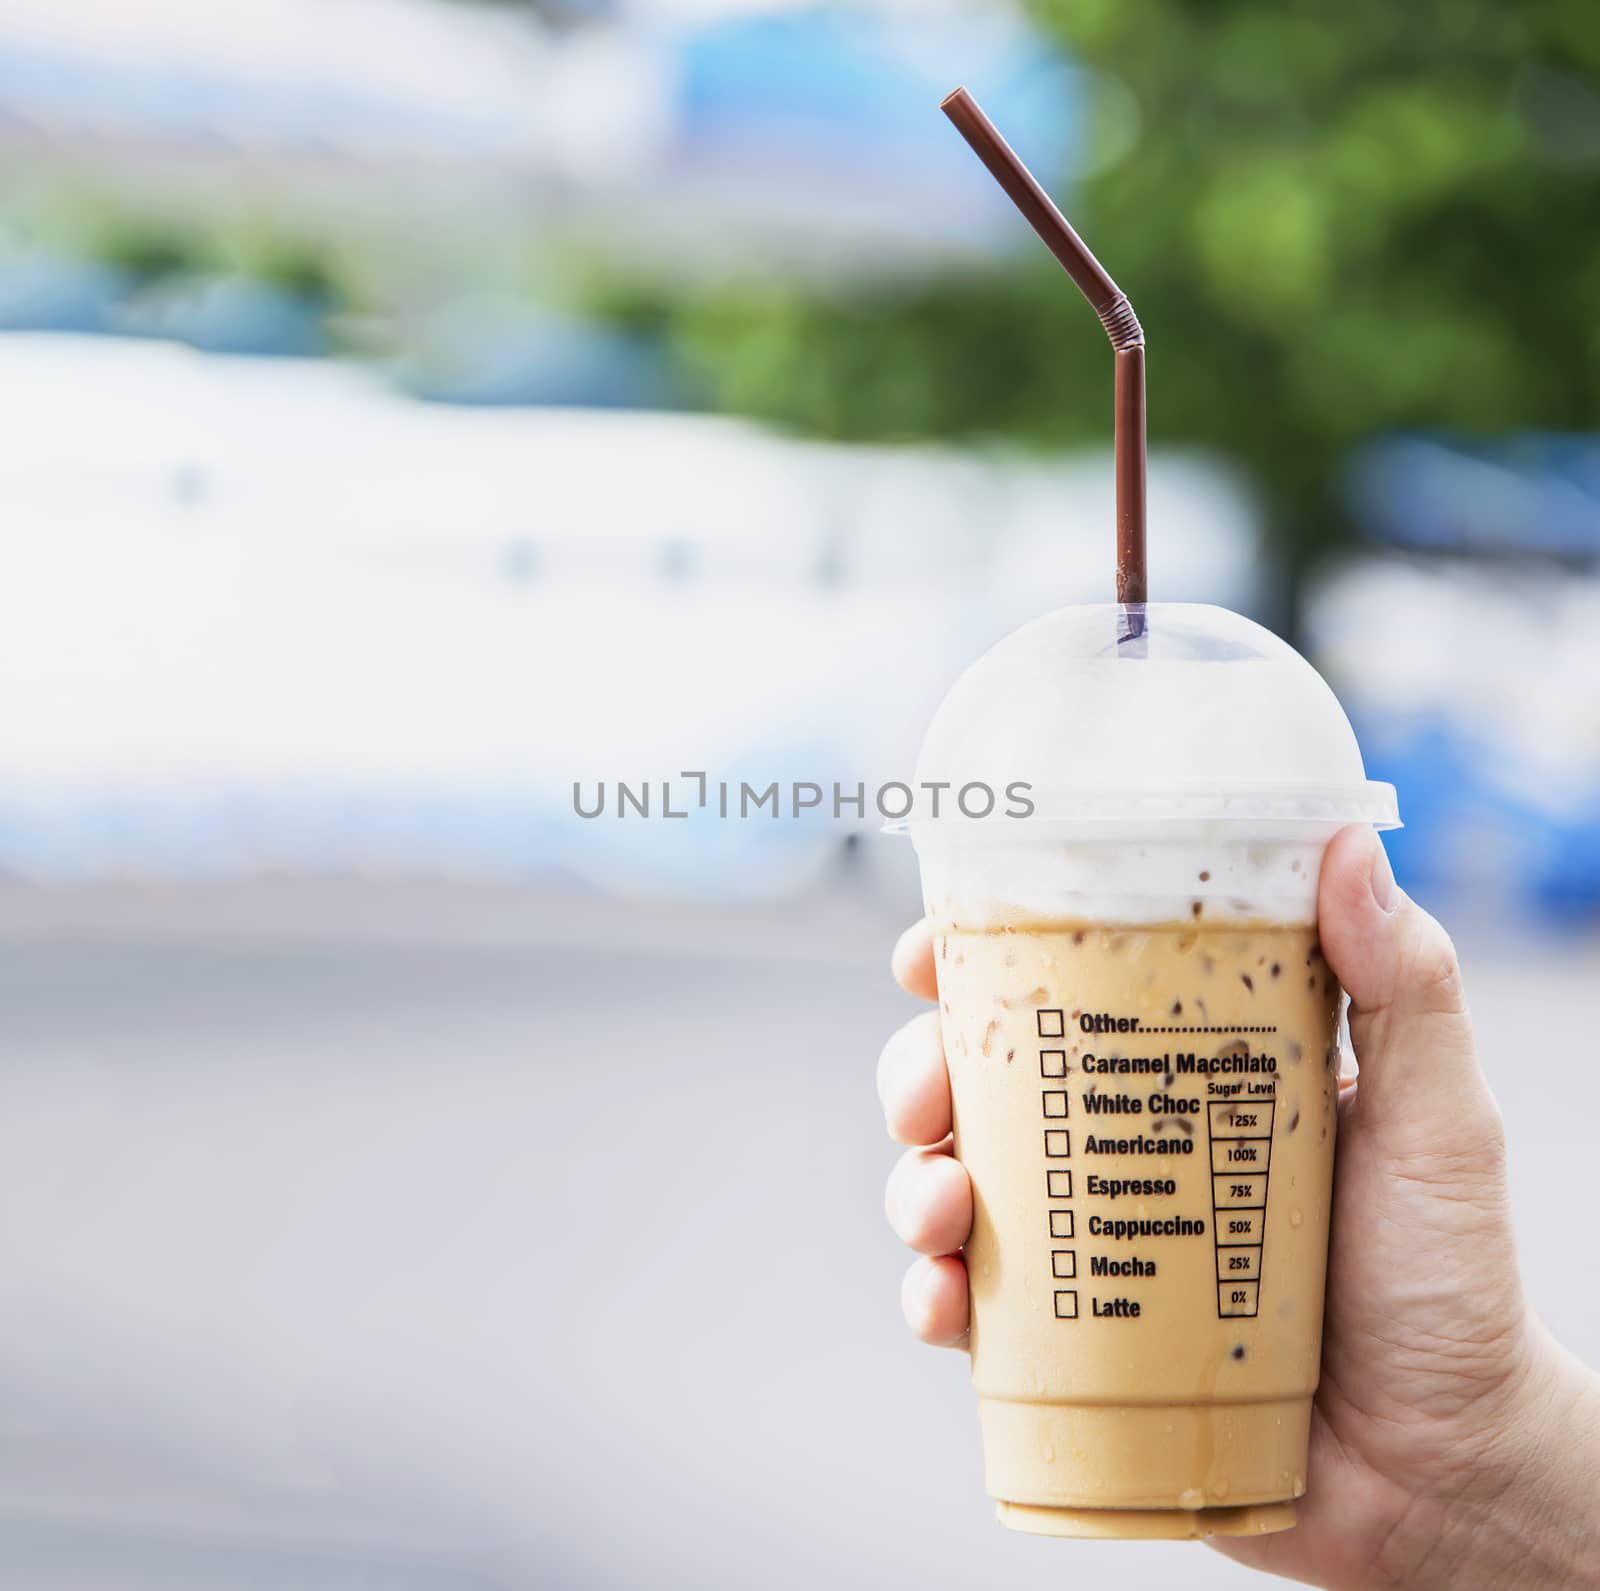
1178 1488 1206 1510
1212 1477 1230 1499
1294 1473 1306 1494
1289 1208 1303 1228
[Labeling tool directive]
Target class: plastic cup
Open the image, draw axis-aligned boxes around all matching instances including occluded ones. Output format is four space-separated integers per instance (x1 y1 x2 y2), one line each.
906 603 1398 1539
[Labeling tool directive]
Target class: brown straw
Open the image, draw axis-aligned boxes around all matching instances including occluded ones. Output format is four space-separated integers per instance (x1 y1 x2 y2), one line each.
941 86 1147 607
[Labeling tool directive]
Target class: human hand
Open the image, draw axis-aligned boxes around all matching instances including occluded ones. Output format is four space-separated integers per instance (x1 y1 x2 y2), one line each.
879 826 1600 1588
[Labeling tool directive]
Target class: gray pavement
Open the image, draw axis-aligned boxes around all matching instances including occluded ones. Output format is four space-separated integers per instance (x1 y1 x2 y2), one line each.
0 879 1593 1589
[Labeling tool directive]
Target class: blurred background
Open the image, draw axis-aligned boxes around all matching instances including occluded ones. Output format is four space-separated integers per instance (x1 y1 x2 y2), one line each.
0 1 1596 1586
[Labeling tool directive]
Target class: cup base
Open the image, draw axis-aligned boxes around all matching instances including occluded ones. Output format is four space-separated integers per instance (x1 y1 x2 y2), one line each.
998 1501 1298 1540
979 1394 1311 1516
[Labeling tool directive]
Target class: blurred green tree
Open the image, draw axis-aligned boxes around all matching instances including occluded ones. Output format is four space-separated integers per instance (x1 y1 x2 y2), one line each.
594 1 1600 602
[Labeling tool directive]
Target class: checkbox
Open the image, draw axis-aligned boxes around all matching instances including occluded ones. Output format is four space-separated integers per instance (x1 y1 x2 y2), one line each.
1047 1169 1072 1198
1053 1290 1078 1319
1037 1010 1064 1039
1049 1210 1074 1239
1052 1250 1076 1279
1040 1051 1067 1078
1042 1090 1068 1118
1044 1129 1071 1157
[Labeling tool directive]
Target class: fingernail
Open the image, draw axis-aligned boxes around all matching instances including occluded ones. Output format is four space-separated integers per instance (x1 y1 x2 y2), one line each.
1369 835 1400 914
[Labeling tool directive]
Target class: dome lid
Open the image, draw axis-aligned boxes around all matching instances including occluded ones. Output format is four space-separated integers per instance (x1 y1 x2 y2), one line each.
910 603 1398 829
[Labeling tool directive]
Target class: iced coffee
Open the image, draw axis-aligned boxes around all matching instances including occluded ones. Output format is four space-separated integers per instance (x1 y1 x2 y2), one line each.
908 602 1399 1537
936 914 1339 1536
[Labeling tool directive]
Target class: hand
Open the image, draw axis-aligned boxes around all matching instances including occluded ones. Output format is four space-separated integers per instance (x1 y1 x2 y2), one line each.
878 826 1600 1589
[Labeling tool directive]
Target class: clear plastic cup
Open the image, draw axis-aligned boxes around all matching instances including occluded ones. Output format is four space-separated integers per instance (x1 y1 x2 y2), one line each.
906 603 1398 1539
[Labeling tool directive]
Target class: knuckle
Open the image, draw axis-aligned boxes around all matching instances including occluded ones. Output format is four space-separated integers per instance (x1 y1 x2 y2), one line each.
1402 914 1467 1015
1473 1090 1509 1167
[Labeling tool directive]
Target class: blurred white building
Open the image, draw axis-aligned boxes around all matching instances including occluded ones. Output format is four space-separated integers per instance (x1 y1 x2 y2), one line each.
0 334 1262 891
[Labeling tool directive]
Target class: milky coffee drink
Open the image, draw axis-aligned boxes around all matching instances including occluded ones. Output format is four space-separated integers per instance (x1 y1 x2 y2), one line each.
936 913 1337 1536
908 604 1399 1538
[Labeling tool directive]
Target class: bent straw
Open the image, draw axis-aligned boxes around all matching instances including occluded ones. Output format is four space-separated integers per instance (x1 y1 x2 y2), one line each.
941 86 1147 608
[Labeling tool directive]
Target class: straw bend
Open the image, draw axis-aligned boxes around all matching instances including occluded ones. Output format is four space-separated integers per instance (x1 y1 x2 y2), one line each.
941 84 1148 611
1096 293 1144 354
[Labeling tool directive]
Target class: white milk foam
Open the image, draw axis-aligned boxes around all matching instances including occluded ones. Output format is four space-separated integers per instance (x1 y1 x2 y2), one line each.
915 830 1335 929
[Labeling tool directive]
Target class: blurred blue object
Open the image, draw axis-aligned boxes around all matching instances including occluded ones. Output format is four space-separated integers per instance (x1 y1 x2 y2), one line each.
672 8 1080 229
1310 551 1600 927
0 252 129 333
109 273 327 356
1365 716 1600 927
396 303 672 409
1528 804 1600 924
1346 435 1600 559
0 254 326 355
1355 717 1502 892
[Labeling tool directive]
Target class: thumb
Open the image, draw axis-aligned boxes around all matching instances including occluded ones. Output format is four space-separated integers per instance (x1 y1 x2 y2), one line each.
1316 826 1495 1144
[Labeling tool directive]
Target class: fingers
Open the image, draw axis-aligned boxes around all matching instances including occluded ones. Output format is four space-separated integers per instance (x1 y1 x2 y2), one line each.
877 1011 952 1145
901 1255 970 1347
891 919 938 1003
885 1145 973 1255
886 924 968 1347
1316 826 1499 1147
